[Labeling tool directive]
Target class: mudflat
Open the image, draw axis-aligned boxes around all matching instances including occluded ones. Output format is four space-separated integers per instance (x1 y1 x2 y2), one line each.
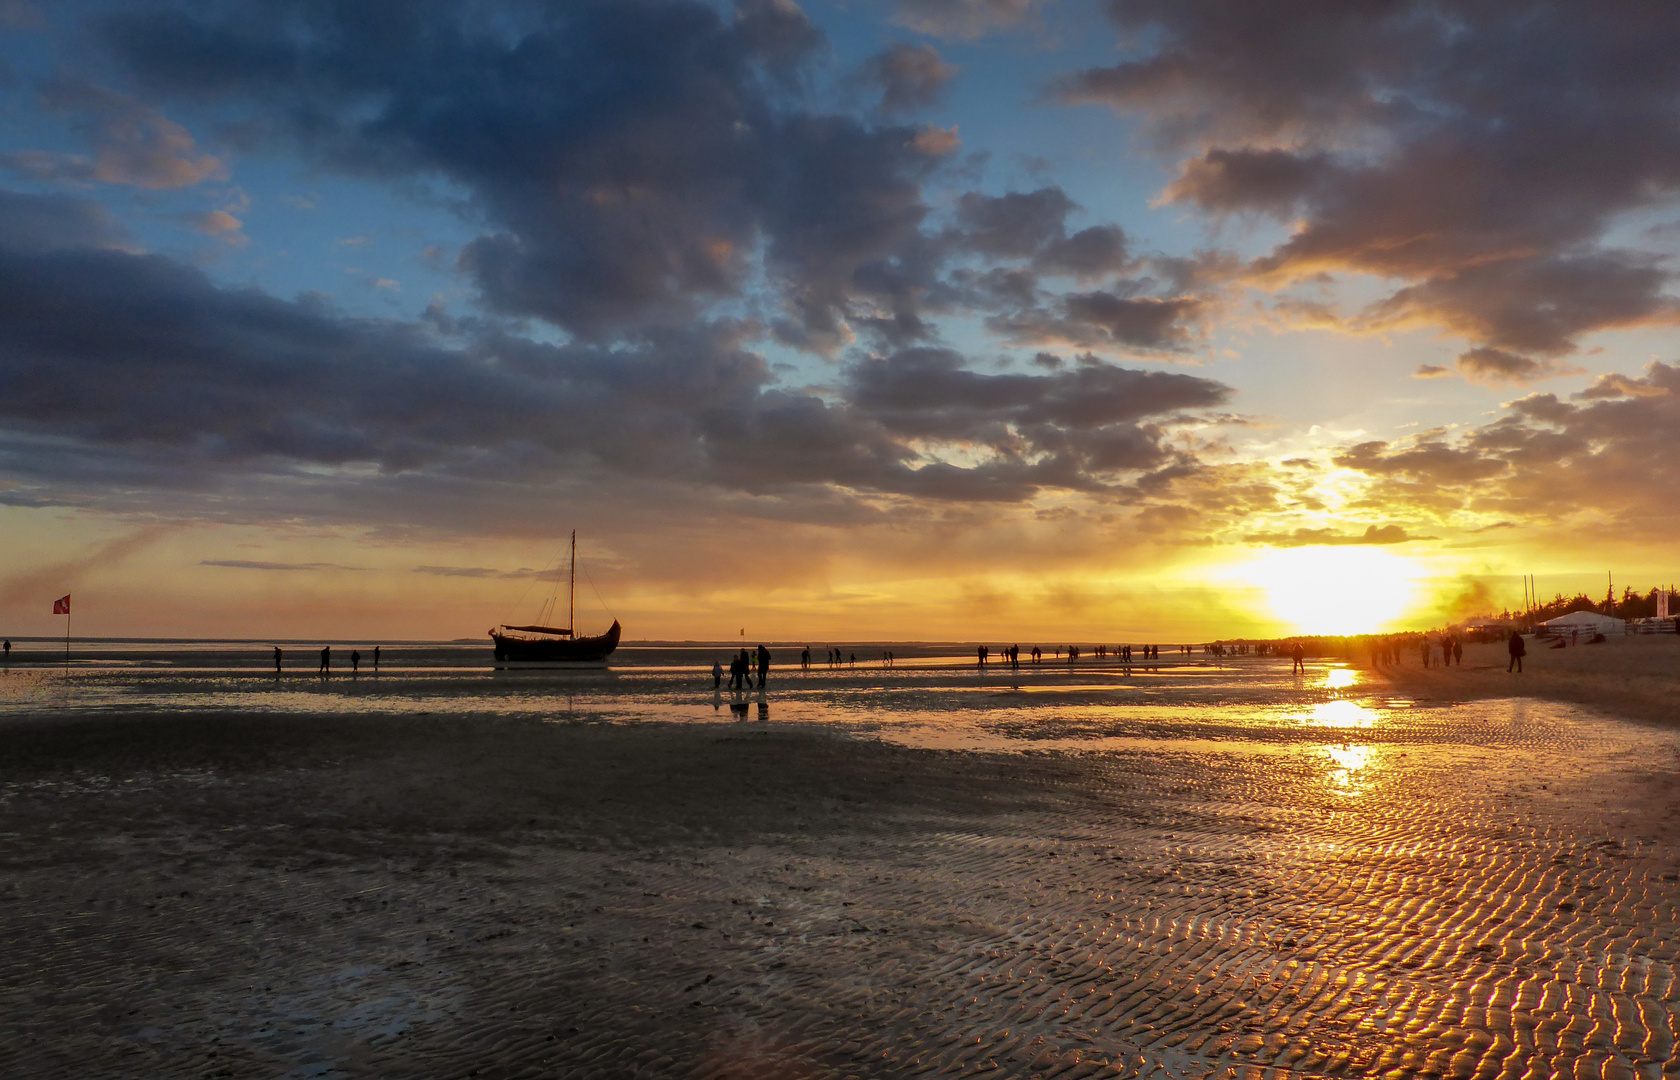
3 668 1680 1078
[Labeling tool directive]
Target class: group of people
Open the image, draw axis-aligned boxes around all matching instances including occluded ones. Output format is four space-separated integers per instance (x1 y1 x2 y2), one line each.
714 644 770 691
977 643 1174 667
272 644 379 675
799 647 854 668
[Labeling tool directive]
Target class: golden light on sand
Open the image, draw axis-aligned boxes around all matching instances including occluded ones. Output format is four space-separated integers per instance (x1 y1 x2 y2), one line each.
1240 546 1421 636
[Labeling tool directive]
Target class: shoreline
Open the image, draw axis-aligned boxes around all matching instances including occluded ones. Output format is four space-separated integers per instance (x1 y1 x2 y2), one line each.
1365 631 1680 727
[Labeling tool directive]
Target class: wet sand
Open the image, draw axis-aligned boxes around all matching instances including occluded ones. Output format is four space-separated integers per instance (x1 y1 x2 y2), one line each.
1374 632 1680 726
4 672 1680 1077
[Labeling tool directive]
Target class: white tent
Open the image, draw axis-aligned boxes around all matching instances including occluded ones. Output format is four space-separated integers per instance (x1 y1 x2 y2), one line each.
1540 611 1626 635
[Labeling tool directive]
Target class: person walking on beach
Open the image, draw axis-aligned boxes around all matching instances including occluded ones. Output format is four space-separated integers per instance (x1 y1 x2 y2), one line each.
319 645 330 674
3 640 10 660
1453 638 1463 665
712 659 723 689
274 646 282 674
1291 641 1306 674
756 644 770 689
801 647 810 670
350 649 360 674
1507 629 1526 673
373 645 380 672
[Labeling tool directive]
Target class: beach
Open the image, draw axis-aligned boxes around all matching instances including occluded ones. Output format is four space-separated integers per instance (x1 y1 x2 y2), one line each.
1374 631 1680 726
3 643 1680 1078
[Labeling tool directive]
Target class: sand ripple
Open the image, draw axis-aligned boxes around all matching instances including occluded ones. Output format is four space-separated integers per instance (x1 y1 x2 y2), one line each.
1 700 1677 1078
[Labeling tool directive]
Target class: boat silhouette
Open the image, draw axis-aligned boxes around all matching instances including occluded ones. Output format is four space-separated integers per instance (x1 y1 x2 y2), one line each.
489 531 620 662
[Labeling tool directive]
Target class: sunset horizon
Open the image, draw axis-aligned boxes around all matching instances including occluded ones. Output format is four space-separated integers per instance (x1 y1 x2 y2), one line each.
3 1 1677 645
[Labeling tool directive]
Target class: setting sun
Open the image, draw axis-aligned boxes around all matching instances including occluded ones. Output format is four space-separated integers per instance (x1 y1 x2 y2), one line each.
1239 547 1423 636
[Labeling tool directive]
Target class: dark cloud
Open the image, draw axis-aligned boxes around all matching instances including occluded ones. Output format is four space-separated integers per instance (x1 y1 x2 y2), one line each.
947 186 1129 279
0 196 1232 513
1058 2 1680 357
860 43 955 112
1454 346 1574 387
951 187 1074 259
1331 440 1508 485
1242 524 1433 548
989 291 1203 353
101 0 949 347
0 188 127 251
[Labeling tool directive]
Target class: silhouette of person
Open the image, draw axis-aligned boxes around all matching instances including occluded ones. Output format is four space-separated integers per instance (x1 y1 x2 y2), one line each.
373 645 380 672
1291 642 1305 674
801 647 810 670
351 649 360 674
274 646 282 674
1453 638 1463 665
712 660 723 689
319 645 330 674
1507 629 1526 673
3 640 9 660
756 644 770 688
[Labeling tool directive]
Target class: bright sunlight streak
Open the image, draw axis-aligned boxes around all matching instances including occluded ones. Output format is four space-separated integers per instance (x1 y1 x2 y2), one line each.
1238 546 1423 636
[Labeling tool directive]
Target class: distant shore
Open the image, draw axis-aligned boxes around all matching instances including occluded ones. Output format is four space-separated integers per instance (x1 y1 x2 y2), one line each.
1368 631 1680 726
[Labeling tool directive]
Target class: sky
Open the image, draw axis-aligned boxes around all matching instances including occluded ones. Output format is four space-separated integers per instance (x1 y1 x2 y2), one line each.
2 0 1678 643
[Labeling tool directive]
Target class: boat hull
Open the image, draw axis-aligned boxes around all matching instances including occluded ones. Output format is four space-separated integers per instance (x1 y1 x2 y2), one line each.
491 619 620 662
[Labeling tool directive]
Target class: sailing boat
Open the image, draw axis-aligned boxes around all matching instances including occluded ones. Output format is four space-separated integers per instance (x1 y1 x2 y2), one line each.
489 531 621 662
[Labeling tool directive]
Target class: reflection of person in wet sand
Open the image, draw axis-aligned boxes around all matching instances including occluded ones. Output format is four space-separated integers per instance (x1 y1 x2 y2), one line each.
1507 630 1526 673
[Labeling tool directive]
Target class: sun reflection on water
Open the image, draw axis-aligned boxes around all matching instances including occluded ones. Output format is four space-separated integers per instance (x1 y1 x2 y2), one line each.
1298 699 1380 727
1323 667 1357 691
1322 743 1377 795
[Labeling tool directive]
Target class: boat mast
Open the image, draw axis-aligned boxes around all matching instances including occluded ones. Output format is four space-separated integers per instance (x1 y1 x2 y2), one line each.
569 530 576 637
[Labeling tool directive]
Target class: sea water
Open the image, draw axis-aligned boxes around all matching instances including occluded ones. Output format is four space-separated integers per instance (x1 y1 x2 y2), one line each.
0 638 1650 769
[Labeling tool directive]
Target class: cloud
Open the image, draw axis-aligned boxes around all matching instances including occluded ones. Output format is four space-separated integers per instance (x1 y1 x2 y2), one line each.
0 204 1234 512
1242 524 1433 547
989 291 1203 353
200 559 359 571
892 0 1042 39
859 44 955 112
0 527 173 605
1413 364 1449 379
414 565 561 580
1057 2 1680 358
0 188 127 251
103 0 945 348
2 80 225 189
1323 361 1680 536
1454 346 1578 387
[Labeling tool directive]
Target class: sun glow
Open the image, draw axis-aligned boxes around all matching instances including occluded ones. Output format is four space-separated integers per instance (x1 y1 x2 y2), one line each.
1239 546 1423 636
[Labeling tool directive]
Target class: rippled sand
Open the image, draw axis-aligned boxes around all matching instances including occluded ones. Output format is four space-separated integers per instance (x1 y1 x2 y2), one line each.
3 656 1679 1078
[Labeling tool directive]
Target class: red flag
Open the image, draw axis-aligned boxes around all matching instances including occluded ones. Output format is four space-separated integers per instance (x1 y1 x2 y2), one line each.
52 594 70 615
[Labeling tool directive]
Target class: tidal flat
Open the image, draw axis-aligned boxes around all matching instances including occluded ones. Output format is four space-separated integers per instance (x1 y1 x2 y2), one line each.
2 644 1678 1078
